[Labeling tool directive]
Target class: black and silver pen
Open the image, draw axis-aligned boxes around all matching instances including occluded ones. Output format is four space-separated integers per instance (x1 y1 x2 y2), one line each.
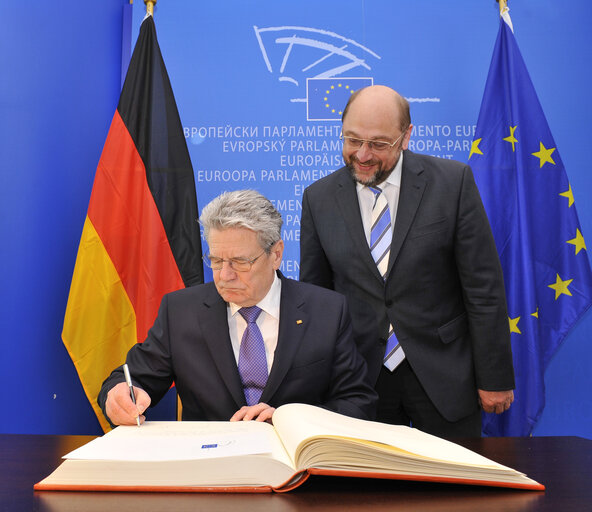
123 363 141 427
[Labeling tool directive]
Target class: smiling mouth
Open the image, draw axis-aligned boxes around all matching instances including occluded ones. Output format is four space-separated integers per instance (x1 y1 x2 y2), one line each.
351 156 379 169
356 162 378 172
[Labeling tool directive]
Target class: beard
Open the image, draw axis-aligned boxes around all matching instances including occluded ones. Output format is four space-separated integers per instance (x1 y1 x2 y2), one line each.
344 154 395 187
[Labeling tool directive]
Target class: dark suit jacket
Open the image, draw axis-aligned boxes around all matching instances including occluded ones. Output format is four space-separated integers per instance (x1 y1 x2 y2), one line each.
98 273 377 423
300 151 515 422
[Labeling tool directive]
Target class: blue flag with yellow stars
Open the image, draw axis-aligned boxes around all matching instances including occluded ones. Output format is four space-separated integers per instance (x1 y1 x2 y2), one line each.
307 78 372 121
470 13 592 436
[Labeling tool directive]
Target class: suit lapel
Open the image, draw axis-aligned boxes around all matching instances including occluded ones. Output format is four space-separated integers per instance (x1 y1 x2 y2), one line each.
334 168 384 282
260 277 307 403
388 151 427 275
200 286 246 408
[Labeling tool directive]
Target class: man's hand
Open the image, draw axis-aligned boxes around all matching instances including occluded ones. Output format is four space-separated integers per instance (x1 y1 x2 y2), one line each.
230 403 276 423
105 382 151 426
478 389 514 414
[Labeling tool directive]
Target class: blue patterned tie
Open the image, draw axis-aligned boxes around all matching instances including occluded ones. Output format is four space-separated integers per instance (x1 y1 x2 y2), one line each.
368 186 405 371
369 186 392 277
238 306 268 405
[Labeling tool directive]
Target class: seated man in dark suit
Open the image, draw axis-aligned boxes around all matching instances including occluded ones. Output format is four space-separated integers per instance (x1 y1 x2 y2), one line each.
99 189 377 425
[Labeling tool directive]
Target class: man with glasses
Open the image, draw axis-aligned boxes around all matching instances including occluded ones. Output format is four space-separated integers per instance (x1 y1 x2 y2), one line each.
300 85 514 437
99 190 377 426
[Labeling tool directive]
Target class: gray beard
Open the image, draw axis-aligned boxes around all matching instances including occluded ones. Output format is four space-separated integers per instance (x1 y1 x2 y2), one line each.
346 161 395 187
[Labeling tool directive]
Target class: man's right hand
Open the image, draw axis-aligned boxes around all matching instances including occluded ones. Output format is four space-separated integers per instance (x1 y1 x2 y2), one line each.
105 382 151 426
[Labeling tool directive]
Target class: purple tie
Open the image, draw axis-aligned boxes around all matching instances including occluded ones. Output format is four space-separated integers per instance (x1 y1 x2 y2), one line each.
238 306 268 406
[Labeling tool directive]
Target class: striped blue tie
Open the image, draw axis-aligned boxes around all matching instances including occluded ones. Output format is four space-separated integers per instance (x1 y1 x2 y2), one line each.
369 187 405 371
238 306 268 405
369 186 392 277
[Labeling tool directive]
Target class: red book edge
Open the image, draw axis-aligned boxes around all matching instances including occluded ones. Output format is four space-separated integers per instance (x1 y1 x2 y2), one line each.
34 467 544 493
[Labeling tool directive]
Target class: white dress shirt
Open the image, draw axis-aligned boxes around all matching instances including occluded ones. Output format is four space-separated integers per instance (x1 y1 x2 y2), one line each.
356 151 403 244
227 273 281 374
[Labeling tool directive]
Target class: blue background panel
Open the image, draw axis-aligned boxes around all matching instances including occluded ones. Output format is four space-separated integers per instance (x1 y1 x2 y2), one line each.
1 0 590 437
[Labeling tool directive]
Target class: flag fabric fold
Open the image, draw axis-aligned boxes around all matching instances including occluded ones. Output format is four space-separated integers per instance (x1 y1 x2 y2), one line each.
62 15 203 432
470 14 592 436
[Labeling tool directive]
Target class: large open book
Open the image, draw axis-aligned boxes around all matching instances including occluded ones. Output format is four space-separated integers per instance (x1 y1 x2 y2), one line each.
34 403 544 492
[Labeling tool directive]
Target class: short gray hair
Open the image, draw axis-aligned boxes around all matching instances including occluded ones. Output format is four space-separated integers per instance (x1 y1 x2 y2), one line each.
199 190 283 251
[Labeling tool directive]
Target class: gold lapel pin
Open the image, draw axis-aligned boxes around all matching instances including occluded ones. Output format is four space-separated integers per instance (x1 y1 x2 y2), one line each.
296 319 303 324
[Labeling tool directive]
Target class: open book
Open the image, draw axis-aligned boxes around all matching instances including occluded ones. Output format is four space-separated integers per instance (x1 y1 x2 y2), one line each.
34 403 544 492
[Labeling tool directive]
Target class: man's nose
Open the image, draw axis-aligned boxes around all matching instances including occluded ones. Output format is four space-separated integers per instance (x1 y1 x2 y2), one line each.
356 142 373 161
218 261 237 280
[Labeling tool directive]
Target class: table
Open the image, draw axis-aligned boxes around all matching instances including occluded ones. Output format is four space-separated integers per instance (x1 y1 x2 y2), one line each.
2 433 591 511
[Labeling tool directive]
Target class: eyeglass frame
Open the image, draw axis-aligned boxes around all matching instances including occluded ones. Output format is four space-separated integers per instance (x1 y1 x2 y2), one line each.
203 246 274 272
340 128 408 152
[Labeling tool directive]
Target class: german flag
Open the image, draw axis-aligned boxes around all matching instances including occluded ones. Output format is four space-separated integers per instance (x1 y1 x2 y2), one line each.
62 15 203 432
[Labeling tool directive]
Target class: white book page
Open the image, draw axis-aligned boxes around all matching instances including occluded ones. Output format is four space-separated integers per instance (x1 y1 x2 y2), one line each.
273 404 508 470
64 421 291 465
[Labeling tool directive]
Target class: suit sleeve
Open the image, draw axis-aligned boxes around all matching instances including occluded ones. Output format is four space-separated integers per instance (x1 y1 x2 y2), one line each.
97 294 176 423
300 186 334 289
455 166 515 391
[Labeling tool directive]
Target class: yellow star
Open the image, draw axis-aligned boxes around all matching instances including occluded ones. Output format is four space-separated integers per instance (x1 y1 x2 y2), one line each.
532 142 556 168
469 138 483 159
509 316 521 334
548 274 573 300
567 229 587 255
560 184 574 207
531 307 539 319
503 126 518 152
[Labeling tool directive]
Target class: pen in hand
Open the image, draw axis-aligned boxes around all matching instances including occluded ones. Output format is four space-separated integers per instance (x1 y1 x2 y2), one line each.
123 363 141 427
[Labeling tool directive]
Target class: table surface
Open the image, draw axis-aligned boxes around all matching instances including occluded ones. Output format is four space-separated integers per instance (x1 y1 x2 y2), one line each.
2 433 591 512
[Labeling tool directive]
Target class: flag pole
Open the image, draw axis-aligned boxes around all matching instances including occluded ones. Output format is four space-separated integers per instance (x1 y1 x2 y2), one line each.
144 0 156 16
497 0 513 31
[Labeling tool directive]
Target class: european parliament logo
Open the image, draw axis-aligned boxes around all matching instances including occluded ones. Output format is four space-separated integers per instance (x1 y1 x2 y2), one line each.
307 78 373 121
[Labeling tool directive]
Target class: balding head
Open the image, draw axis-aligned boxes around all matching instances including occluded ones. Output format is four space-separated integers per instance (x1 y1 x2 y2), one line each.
342 85 410 132
340 85 413 186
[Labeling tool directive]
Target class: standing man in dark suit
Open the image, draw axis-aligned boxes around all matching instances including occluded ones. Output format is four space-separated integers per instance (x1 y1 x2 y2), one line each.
300 85 514 437
99 190 377 426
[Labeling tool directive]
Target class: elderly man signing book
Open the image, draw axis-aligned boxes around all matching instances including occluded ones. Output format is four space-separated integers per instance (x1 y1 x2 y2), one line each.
98 189 377 426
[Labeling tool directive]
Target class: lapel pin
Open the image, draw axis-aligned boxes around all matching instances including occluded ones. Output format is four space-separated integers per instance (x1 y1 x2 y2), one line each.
296 320 303 324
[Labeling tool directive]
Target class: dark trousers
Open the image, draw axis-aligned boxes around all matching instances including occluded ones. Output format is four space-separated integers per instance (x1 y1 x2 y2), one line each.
375 359 482 438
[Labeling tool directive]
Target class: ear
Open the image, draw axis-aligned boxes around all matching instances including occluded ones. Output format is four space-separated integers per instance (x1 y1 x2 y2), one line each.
271 239 284 270
402 123 413 150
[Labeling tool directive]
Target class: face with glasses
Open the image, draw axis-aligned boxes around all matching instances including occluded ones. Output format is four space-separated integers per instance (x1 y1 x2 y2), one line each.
206 227 283 307
341 88 412 186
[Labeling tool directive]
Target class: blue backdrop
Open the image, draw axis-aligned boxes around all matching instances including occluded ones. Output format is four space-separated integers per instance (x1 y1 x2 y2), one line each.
128 1 500 280
1 0 590 437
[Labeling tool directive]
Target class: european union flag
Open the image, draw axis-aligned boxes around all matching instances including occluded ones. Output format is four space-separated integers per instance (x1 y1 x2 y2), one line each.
307 78 372 121
470 13 592 436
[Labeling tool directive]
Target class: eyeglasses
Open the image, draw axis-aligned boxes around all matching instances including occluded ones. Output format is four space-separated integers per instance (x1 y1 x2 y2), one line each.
203 250 267 272
340 129 407 152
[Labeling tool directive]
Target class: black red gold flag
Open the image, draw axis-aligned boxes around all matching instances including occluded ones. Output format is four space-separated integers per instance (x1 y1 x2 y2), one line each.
62 15 203 432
